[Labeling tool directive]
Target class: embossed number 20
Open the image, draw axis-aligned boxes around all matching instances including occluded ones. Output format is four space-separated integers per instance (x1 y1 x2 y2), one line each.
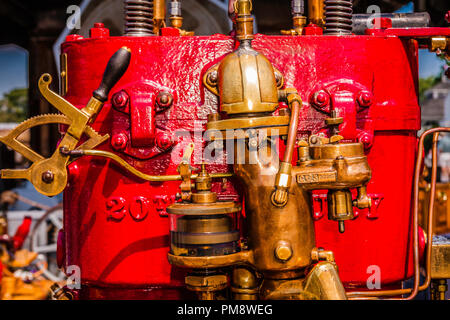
105 196 150 222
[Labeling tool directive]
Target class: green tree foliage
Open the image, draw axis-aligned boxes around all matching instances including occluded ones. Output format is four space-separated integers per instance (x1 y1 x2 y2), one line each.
419 75 441 103
0 88 27 122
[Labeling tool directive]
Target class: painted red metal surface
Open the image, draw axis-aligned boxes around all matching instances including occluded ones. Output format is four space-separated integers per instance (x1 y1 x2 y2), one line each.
61 31 421 298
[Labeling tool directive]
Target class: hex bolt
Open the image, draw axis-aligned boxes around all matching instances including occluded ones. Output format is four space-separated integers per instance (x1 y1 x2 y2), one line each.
357 91 373 108
42 170 54 184
312 90 330 109
112 91 129 110
156 91 173 109
156 132 174 151
111 132 128 151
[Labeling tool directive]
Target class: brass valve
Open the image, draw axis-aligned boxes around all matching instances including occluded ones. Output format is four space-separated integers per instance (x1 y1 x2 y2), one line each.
234 0 254 41
169 0 194 36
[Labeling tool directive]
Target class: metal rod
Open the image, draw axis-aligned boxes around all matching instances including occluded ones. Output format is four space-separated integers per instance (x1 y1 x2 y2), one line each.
352 12 430 35
75 149 233 182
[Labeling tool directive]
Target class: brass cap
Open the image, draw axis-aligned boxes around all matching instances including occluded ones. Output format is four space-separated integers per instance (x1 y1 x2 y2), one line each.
234 0 254 41
217 44 279 115
274 241 293 262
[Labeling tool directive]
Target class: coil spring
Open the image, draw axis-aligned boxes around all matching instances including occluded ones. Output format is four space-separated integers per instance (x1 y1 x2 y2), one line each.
324 0 353 35
124 0 154 36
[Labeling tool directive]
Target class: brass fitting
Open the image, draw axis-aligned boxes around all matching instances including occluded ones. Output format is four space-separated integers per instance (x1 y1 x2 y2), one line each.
281 16 307 35
50 283 73 300
311 247 335 263
328 189 354 233
185 274 228 300
191 163 218 204
231 267 259 300
287 92 302 107
308 0 325 27
353 185 372 209
153 0 166 34
234 0 254 41
271 162 293 207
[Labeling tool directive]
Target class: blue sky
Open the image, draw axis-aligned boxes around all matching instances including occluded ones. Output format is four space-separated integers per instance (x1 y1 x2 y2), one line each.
0 2 445 99
0 45 28 98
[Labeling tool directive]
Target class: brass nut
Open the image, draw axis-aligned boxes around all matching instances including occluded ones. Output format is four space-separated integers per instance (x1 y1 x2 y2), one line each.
274 241 293 262
430 37 448 52
185 274 228 291
287 93 302 106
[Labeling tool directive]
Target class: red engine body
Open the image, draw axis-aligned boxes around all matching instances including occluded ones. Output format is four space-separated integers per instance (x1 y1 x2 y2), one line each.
59 27 422 298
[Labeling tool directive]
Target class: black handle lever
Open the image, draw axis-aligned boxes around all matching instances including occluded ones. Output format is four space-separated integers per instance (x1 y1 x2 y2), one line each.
93 47 131 102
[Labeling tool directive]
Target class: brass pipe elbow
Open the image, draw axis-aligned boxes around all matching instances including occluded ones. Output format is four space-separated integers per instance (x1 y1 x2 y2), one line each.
272 92 302 207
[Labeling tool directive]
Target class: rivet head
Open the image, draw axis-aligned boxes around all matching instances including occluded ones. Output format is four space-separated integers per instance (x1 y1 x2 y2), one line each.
42 170 54 184
275 241 293 262
111 132 128 151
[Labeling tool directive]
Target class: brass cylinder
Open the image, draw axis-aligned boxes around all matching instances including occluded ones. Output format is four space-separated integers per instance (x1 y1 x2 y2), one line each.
327 189 354 222
233 140 315 277
308 0 325 27
235 0 254 40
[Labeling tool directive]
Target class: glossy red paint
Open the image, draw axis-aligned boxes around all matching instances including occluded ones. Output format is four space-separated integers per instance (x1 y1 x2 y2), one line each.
61 31 422 298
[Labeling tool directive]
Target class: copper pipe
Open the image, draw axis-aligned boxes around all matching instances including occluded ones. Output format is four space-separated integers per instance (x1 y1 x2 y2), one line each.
347 128 448 299
283 100 301 163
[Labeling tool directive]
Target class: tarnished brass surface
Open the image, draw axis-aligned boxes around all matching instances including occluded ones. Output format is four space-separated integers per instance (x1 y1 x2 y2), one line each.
206 115 290 133
176 215 233 233
311 247 336 263
419 182 450 235
216 43 279 115
167 201 241 215
234 141 315 274
186 274 228 291
153 0 166 34
281 16 307 35
303 262 347 300
431 236 450 279
231 267 259 300
295 143 371 190
259 278 316 300
168 250 253 268
272 95 302 207
186 274 228 300
234 0 254 41
308 0 325 27
258 261 347 300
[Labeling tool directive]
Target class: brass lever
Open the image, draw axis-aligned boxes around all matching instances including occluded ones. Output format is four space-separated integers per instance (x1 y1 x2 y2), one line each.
0 47 132 196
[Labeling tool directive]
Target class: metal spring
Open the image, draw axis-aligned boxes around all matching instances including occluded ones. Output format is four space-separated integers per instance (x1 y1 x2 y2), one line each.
324 0 353 35
124 0 154 36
